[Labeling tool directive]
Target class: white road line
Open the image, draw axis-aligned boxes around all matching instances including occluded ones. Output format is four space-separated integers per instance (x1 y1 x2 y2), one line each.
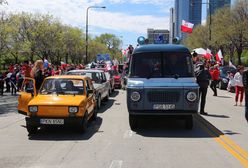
0 101 18 105
109 160 123 168
123 130 133 139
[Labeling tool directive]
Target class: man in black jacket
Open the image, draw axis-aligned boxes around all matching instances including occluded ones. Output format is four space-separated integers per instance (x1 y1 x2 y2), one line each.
242 69 248 122
195 62 211 115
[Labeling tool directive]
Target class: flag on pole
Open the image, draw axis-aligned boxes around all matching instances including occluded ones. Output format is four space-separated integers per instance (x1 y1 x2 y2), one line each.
204 48 212 60
216 50 223 62
181 20 194 33
229 61 236 69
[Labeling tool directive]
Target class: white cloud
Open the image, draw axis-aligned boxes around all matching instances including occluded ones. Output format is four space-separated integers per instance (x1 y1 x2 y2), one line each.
3 0 170 34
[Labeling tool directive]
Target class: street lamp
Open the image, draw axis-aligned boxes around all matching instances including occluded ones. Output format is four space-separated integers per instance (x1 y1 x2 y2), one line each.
85 6 106 64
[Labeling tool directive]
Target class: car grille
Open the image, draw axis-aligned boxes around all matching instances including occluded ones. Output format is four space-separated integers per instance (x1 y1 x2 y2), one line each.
147 91 180 103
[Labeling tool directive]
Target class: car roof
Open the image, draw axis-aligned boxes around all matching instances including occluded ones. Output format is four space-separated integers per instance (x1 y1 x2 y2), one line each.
133 44 190 54
68 69 104 73
46 75 90 80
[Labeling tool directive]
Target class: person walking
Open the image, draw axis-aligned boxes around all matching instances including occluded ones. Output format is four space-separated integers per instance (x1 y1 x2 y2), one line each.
234 65 244 106
210 64 220 96
30 60 44 91
242 68 248 122
195 62 211 115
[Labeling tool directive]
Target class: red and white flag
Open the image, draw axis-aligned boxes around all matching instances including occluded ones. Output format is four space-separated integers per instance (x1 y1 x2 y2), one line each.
216 50 223 62
204 48 212 60
181 20 194 33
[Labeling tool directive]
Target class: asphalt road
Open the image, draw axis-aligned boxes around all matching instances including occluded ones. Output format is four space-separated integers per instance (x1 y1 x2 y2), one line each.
0 89 248 168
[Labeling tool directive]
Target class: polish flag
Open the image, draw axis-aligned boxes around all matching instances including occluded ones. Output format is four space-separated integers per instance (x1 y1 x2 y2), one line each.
181 20 194 33
216 50 223 62
204 48 212 60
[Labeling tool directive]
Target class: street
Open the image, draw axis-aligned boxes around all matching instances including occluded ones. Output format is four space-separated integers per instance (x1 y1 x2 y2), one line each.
0 89 248 168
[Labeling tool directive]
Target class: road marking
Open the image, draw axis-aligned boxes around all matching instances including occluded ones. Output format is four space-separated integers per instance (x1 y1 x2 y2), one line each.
123 130 133 139
109 160 123 168
195 115 248 167
0 101 18 105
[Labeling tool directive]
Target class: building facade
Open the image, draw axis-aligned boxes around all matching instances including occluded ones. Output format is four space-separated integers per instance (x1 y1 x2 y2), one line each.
174 0 202 40
207 0 231 16
169 8 176 43
147 29 169 44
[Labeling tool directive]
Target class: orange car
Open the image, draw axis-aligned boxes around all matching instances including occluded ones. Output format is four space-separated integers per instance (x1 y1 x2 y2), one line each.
18 75 96 134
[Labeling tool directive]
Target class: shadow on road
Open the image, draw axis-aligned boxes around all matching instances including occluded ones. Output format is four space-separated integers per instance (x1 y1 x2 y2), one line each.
0 104 17 116
110 90 119 98
27 117 103 141
204 114 230 118
217 96 232 98
133 115 228 138
98 99 116 113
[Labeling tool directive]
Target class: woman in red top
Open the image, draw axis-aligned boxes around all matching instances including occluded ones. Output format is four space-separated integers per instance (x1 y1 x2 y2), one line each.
210 64 220 96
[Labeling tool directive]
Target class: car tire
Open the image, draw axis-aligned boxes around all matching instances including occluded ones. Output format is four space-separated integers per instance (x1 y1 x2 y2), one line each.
185 115 193 130
26 124 38 135
129 114 138 130
97 95 101 109
103 92 109 102
92 107 97 121
80 111 88 133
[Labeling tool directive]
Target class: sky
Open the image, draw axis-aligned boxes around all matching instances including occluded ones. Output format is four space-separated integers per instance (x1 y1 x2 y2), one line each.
0 0 236 49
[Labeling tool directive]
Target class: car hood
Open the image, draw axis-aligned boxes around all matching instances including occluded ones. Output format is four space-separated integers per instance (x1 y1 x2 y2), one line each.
127 78 199 88
29 95 86 106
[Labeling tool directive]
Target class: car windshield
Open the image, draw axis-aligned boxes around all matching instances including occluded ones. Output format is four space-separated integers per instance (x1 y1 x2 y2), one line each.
68 71 102 84
40 78 84 95
130 52 194 78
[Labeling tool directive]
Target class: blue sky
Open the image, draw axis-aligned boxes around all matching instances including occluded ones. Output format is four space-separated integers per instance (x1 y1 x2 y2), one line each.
1 0 235 49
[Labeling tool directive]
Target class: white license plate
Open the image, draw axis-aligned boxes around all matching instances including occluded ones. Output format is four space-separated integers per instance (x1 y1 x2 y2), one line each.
153 104 176 110
40 119 64 125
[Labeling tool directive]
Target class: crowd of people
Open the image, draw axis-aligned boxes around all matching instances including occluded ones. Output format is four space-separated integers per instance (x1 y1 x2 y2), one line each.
193 51 248 122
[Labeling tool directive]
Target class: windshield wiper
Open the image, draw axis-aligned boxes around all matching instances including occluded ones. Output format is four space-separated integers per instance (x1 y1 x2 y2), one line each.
172 74 180 79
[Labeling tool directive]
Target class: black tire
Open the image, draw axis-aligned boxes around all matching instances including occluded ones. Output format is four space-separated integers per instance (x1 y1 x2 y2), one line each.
91 107 97 121
79 111 88 133
185 115 193 130
97 95 101 109
129 114 138 130
219 81 225 90
26 124 38 134
103 92 109 102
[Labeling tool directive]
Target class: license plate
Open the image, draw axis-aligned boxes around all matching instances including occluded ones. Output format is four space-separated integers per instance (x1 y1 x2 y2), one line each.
153 104 176 110
40 119 64 125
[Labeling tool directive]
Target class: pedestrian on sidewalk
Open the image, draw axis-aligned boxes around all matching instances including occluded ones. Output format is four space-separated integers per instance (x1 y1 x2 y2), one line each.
30 60 44 91
242 68 248 122
210 64 220 96
234 65 244 106
195 62 211 115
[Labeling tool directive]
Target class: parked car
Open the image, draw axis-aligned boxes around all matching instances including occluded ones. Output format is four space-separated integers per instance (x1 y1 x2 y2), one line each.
67 69 111 109
18 76 96 134
218 66 237 90
112 70 122 89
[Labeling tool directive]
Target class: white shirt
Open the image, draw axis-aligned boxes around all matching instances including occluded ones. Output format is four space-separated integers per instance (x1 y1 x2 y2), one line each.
234 72 243 87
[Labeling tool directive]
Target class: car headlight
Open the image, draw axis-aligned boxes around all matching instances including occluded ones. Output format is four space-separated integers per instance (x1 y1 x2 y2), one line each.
130 91 141 102
29 106 38 113
69 106 79 113
186 92 197 102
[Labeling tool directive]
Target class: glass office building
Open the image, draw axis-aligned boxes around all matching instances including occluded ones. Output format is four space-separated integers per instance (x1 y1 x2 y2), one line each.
208 0 231 16
174 0 202 40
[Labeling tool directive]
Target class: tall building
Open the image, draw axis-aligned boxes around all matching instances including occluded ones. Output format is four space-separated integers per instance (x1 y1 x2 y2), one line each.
169 8 176 43
208 0 231 16
174 0 202 40
147 29 169 44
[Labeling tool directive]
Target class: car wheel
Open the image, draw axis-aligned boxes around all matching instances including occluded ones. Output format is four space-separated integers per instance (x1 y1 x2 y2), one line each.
80 111 88 133
92 107 97 121
129 114 138 130
103 92 109 102
97 95 101 109
185 115 193 130
26 124 38 135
